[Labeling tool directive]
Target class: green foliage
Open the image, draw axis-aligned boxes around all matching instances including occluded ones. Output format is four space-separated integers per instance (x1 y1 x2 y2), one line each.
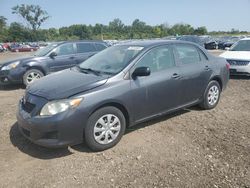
0 16 8 41
8 22 31 42
1 12 249 42
0 16 7 30
12 4 49 31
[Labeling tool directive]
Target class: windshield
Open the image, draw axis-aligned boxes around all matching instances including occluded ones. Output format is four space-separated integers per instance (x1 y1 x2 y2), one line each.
79 45 144 75
230 40 250 51
34 43 59 56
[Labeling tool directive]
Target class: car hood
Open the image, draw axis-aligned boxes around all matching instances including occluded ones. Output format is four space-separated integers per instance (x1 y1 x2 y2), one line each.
27 69 109 100
219 51 250 61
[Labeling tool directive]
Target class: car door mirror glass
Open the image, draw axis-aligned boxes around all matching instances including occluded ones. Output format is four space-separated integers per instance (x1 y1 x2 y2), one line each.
132 67 151 78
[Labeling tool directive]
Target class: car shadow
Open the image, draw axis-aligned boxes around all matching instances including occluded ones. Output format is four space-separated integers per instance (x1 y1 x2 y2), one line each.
230 75 250 80
10 122 73 159
125 108 193 134
0 84 25 91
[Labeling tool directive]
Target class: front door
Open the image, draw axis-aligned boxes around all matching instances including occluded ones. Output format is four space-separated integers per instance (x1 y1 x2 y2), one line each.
49 43 77 72
130 45 182 123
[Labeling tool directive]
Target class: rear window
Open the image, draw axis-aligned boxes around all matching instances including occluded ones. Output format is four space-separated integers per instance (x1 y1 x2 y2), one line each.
175 44 201 64
77 43 96 53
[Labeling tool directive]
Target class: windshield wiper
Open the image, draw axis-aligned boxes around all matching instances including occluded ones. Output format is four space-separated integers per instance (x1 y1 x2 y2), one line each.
77 66 101 76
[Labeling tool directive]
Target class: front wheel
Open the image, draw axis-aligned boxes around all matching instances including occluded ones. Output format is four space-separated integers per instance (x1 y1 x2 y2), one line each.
85 106 126 151
23 69 44 86
199 80 221 110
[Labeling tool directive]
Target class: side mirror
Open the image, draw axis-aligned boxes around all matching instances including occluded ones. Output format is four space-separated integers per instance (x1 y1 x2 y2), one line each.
132 67 151 79
49 52 57 58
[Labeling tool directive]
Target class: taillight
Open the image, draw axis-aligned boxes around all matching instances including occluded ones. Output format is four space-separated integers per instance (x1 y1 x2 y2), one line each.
226 63 230 70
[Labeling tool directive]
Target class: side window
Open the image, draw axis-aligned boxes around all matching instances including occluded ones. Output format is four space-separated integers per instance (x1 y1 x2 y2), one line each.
175 44 201 64
77 43 96 53
56 43 75 56
95 43 107 51
135 46 175 73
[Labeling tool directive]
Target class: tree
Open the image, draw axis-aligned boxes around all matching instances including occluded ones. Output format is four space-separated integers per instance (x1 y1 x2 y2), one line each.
12 4 49 31
193 26 208 35
109 18 124 34
8 22 31 42
0 16 7 30
0 16 7 41
169 23 194 35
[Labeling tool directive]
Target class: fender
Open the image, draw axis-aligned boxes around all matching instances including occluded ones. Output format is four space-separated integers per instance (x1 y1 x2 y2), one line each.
22 61 49 75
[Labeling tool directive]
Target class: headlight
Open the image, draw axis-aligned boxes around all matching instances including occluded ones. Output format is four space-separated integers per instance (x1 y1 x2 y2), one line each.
40 98 83 116
1 61 20 70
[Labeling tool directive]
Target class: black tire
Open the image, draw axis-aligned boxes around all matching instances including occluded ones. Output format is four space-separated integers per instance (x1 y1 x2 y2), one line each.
23 69 44 86
199 80 221 110
85 106 126 151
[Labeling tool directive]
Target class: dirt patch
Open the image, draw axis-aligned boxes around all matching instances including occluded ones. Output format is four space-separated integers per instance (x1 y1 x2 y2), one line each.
0 52 249 187
0 52 35 64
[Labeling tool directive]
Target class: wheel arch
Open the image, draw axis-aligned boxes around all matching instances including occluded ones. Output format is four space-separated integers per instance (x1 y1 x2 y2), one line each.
210 76 223 90
89 102 131 128
25 65 46 76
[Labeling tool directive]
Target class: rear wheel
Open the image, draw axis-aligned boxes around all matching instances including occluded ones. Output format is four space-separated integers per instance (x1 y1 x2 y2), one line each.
23 69 44 86
199 80 221 110
85 106 126 151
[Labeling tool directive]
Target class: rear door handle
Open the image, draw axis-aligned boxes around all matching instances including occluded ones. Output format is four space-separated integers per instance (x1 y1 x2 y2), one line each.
172 73 181 79
69 56 75 59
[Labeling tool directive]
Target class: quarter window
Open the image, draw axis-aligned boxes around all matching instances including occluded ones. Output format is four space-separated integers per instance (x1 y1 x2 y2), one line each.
199 50 208 61
175 45 201 64
135 46 175 73
77 43 96 53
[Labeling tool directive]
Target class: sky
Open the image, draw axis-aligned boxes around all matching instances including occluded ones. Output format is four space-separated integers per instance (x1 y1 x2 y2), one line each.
1 0 250 31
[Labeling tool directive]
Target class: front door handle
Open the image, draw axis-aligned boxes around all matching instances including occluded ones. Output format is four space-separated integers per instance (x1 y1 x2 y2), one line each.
204 65 211 71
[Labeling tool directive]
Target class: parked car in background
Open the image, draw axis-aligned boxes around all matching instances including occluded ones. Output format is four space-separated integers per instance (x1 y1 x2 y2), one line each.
204 39 218 50
220 38 250 76
10 44 38 52
0 44 4 52
0 40 108 86
218 36 240 50
17 40 229 151
177 35 204 47
2 43 10 51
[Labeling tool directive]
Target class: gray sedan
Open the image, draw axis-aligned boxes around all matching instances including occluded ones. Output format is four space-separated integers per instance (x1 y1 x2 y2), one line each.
17 40 230 151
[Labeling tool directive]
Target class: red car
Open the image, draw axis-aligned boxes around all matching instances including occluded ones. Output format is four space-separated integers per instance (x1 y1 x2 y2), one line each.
11 45 38 52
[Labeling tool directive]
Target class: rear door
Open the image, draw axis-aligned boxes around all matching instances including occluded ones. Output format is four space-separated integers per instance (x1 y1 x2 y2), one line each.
174 44 212 105
130 45 182 122
49 42 77 72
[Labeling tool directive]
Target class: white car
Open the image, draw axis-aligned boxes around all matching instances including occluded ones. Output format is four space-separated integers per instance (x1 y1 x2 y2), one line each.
220 38 250 76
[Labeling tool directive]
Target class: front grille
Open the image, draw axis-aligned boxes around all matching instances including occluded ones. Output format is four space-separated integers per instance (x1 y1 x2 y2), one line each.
22 101 36 113
227 59 250 66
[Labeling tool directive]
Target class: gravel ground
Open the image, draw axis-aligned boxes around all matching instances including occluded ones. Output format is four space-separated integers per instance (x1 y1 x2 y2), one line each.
0 51 249 188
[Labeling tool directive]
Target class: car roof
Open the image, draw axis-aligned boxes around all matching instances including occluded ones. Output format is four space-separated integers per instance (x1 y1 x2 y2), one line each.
115 39 198 48
60 40 106 44
240 38 250 41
